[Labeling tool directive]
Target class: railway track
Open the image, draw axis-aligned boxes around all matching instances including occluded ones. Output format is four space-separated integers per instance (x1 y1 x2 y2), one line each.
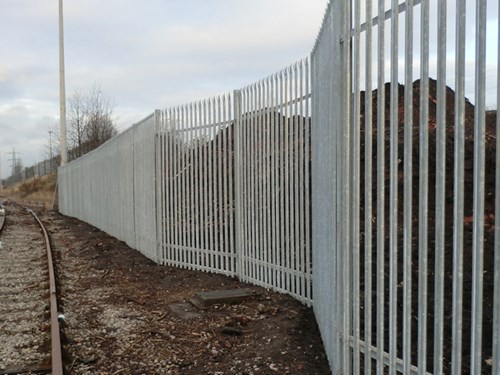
0 201 63 375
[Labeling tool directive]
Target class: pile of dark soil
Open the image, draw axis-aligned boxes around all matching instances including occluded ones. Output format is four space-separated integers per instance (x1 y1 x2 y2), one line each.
358 78 496 374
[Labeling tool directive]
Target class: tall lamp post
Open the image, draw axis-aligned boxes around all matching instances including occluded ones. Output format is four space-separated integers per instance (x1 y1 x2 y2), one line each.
59 0 68 166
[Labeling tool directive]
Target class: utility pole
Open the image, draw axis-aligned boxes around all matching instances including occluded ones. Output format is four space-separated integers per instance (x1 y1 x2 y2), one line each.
8 149 16 175
7 148 22 176
59 0 68 165
48 130 54 172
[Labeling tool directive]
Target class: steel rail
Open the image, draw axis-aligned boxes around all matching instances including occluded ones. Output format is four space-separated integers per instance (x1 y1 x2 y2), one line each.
0 200 5 232
10 200 63 375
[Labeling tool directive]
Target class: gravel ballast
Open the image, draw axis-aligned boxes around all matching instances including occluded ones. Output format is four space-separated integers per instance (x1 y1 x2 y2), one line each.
0 202 51 372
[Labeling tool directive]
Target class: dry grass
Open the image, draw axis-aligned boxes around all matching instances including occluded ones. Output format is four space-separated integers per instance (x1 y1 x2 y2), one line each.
1 173 58 209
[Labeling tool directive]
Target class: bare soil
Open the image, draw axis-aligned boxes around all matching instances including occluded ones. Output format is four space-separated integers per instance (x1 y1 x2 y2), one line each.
36 209 330 374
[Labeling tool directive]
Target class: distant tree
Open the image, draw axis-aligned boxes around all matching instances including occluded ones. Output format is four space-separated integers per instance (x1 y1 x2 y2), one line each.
67 90 86 158
83 84 117 151
67 83 118 157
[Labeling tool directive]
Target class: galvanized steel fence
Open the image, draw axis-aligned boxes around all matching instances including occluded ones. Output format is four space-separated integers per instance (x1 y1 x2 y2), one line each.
59 115 157 260
312 0 499 374
237 62 312 302
3 157 59 187
154 59 313 304
59 60 314 306
59 0 499 373
156 95 237 276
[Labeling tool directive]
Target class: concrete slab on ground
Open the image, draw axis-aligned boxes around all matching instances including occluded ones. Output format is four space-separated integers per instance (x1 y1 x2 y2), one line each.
189 288 258 309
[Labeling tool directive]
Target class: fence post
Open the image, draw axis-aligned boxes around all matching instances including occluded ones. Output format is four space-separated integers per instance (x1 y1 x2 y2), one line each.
154 109 162 265
233 90 243 278
340 0 352 371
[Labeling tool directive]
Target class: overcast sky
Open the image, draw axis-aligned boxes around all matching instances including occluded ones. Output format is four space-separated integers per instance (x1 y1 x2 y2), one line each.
0 0 328 177
0 1 498 179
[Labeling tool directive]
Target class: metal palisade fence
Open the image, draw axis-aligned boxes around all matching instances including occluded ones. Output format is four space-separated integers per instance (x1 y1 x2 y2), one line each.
59 114 157 259
59 0 499 374
60 58 314 307
4 158 59 187
155 95 237 276
312 0 500 374
154 58 313 303
237 61 312 303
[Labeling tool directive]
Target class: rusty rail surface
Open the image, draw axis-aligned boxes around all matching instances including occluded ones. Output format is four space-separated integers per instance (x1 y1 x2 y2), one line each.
0 210 5 232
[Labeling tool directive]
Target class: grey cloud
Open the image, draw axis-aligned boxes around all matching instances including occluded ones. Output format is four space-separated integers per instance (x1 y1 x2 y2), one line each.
0 0 327 178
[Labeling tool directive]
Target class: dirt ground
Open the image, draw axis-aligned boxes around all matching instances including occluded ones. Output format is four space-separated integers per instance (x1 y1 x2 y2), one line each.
34 209 330 374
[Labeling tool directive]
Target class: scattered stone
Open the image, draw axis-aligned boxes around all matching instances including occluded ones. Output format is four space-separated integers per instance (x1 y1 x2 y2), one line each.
78 356 98 365
257 303 279 315
169 302 202 320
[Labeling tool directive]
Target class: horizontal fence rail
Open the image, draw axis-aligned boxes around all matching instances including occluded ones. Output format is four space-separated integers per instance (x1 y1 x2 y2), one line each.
58 1 499 374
